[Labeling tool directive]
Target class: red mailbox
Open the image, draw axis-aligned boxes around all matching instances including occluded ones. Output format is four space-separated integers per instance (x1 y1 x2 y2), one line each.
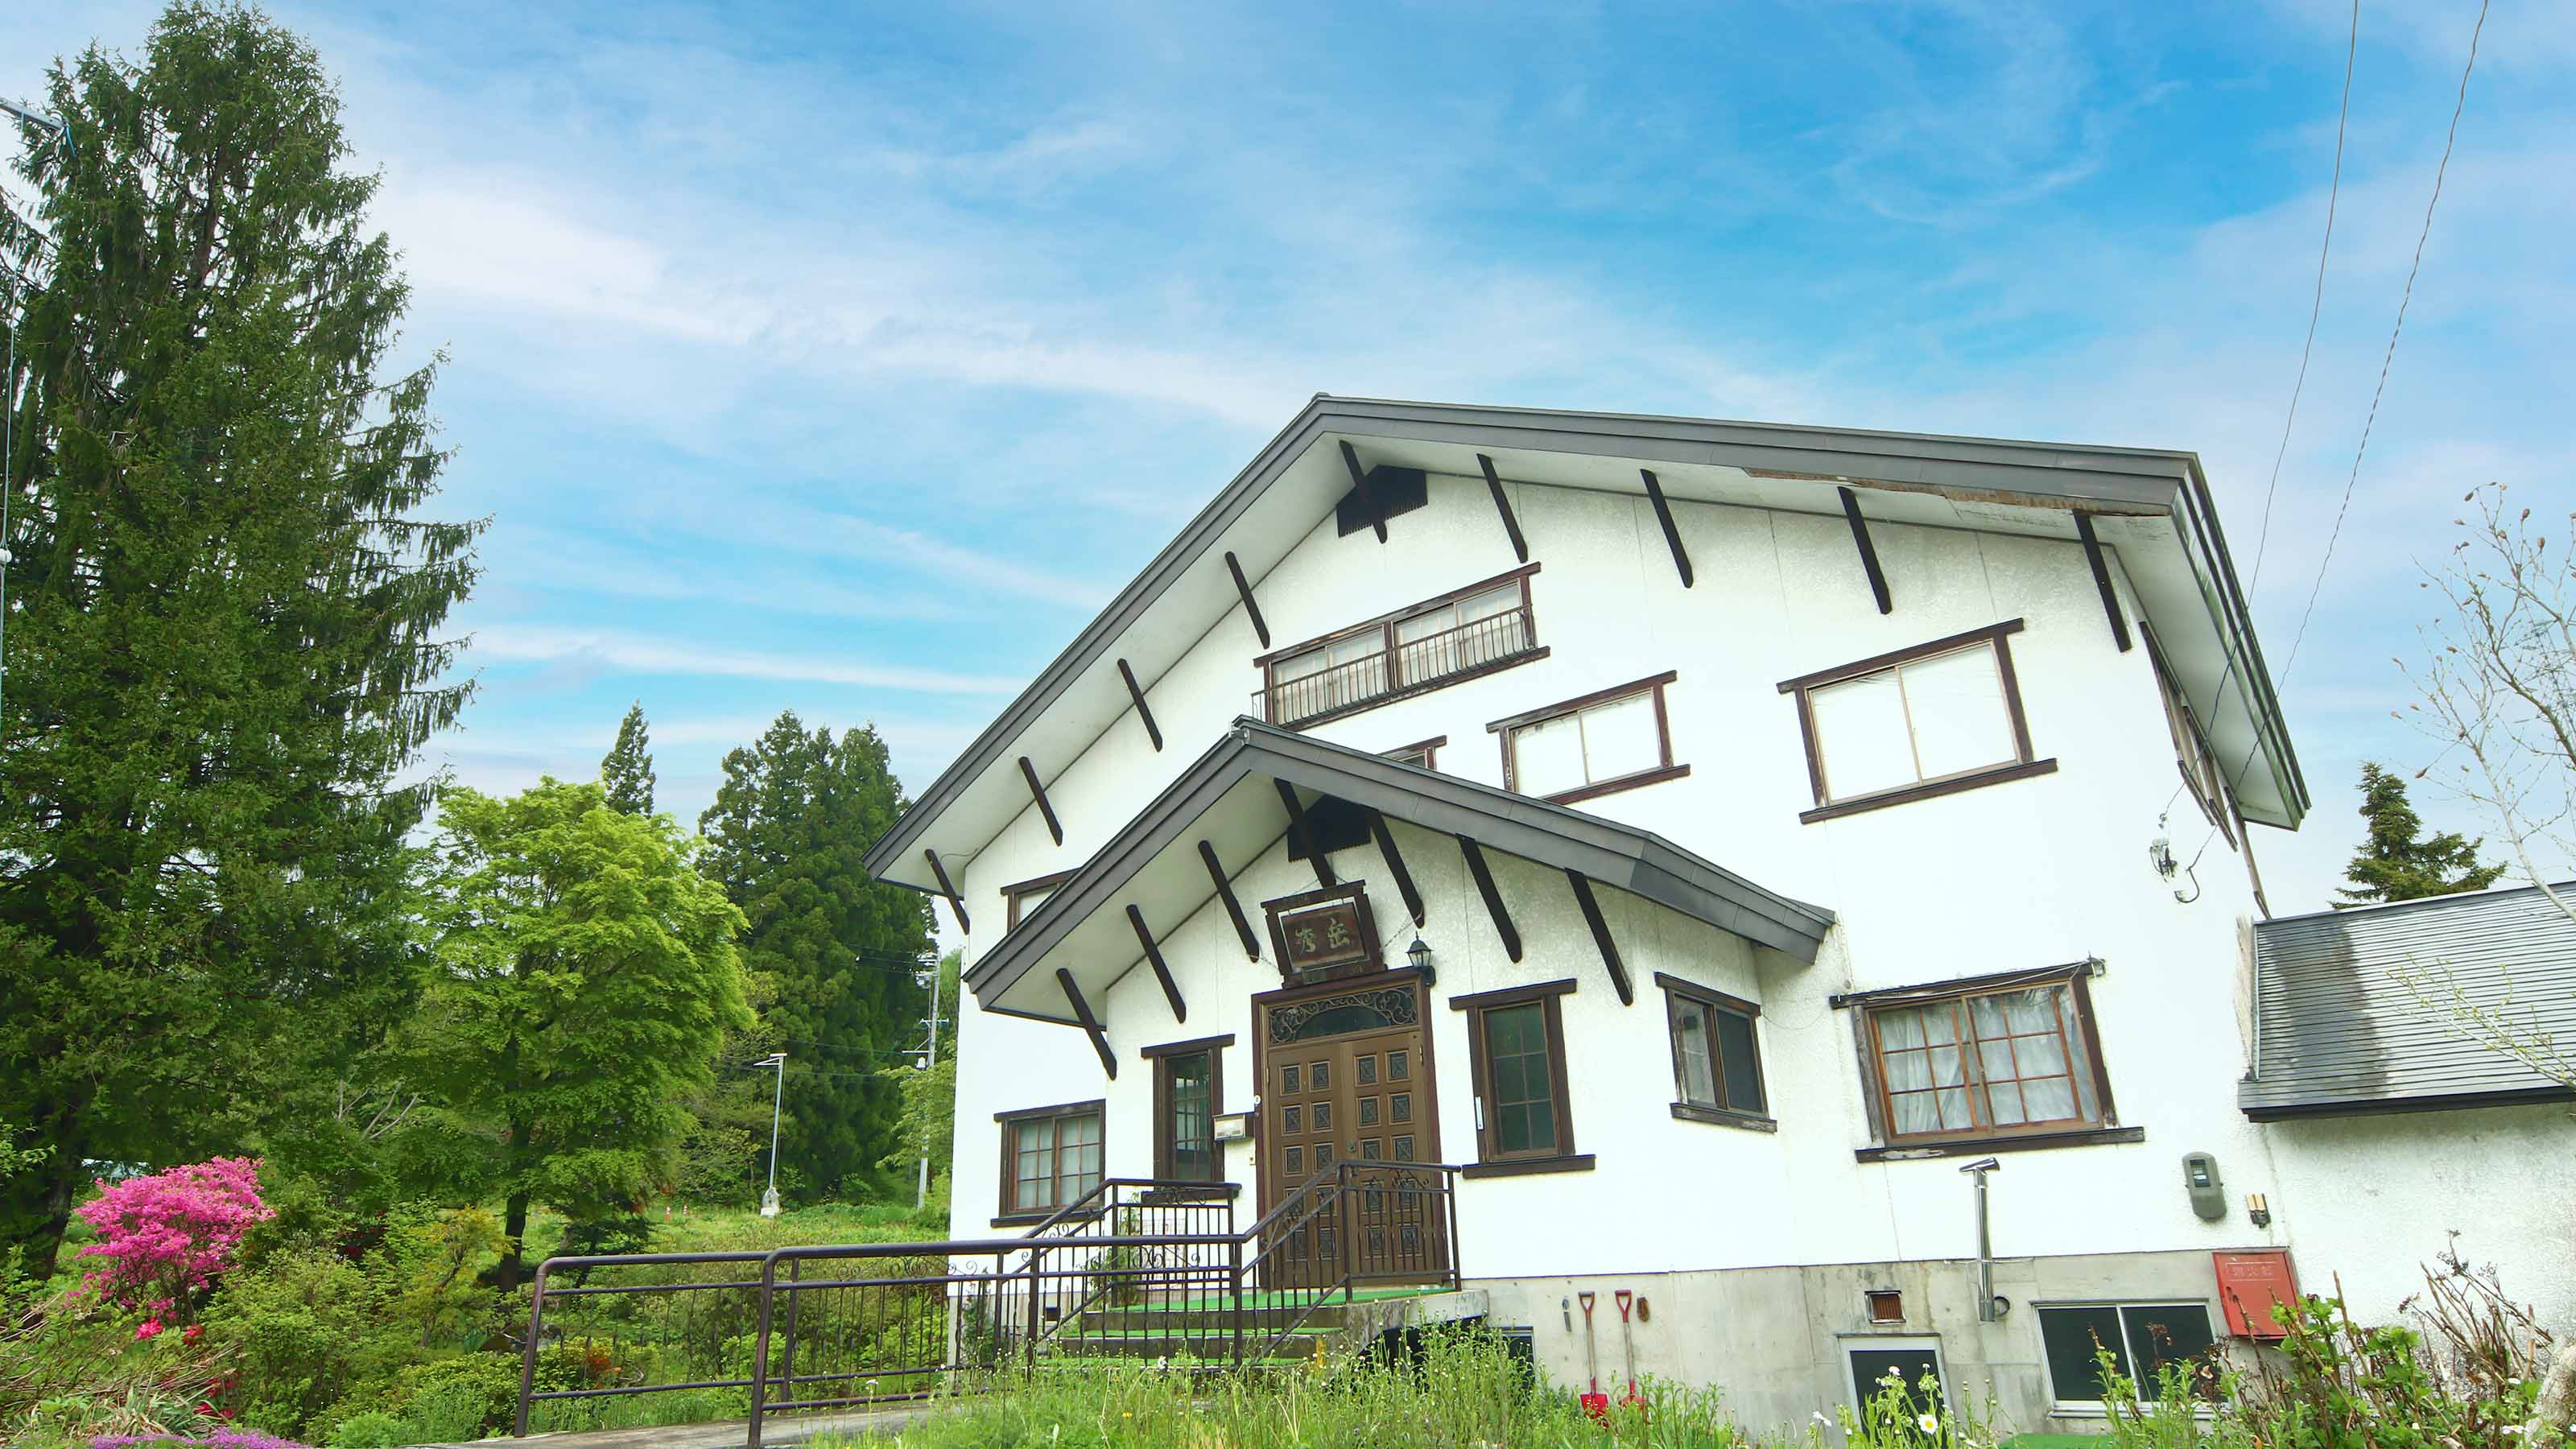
2213 1250 2300 1340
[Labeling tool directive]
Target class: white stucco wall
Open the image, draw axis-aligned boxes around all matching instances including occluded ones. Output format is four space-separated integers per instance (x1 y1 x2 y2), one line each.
935 469 2561 1334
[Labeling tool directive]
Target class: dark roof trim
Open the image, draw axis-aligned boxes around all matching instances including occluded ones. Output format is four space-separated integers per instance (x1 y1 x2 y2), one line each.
2244 1084 2576 1123
964 718 1835 1006
865 395 2302 881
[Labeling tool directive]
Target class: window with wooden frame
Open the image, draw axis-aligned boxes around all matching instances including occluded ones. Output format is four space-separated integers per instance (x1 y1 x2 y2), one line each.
1489 671 1689 805
1144 1036 1229 1183
1847 968 2116 1150
993 1100 1104 1220
1777 620 2057 823
1003 870 1076 931
2142 625 2236 849
1254 565 1546 729
1385 736 1447 770
1450 980 1589 1176
1657 973 1772 1129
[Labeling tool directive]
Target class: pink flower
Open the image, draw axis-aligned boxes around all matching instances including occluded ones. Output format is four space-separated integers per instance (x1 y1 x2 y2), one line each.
135 1319 162 1340
72 1158 274 1312
183 1323 204 1344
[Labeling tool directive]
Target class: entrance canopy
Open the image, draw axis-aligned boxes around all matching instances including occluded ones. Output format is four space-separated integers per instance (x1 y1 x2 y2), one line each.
965 717 1835 1026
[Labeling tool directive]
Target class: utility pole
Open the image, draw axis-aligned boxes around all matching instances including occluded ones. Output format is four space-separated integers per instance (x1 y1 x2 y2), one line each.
758 1051 787 1218
915 962 943 1210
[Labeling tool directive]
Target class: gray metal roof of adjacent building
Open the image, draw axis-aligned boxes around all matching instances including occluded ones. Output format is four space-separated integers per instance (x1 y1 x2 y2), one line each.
2242 881 2576 1120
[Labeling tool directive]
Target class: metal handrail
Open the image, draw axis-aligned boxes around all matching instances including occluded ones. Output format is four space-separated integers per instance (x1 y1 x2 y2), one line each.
514 1170 1455 1446
1255 608 1534 725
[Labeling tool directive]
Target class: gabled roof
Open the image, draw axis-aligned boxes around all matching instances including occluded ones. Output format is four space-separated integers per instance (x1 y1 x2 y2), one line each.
968 717 1835 1024
866 396 2306 897
2242 881 2576 1120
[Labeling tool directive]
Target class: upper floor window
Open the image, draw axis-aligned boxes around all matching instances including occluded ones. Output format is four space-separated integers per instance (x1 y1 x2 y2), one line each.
1490 672 1688 805
995 1100 1104 1220
1657 973 1771 1129
1385 735 1447 770
1255 566 1545 728
1777 620 2057 824
2144 626 2236 848
1004 870 1075 930
1846 967 2116 1149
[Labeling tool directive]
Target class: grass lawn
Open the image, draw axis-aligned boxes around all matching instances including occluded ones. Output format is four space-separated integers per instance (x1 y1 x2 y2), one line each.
518 1197 948 1263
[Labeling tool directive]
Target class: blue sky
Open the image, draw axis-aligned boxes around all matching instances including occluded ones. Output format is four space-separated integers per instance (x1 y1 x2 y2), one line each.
8 0 2570 915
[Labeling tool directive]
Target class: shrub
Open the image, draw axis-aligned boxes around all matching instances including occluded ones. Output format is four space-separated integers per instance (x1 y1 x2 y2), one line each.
197 1252 409 1439
74 1160 275 1316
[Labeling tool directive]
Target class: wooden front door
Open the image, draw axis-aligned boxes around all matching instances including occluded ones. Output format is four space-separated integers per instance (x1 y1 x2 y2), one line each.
1255 972 1447 1288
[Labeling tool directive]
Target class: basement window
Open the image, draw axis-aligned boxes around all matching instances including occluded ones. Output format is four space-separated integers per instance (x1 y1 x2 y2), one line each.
2040 1302 2218 1406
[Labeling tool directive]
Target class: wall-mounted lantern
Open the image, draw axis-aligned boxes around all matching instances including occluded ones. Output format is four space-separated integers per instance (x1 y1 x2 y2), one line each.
1406 935 1435 985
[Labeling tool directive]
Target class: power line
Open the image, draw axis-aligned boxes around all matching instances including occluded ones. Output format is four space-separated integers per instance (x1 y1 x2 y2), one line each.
2277 0 2489 689
2248 0 2360 591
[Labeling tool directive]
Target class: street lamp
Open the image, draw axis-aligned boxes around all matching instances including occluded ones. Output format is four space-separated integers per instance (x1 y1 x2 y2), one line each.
757 1052 787 1218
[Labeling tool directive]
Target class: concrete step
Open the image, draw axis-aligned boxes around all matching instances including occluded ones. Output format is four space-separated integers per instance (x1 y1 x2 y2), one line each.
1078 1303 1351 1334
1048 1330 1327 1360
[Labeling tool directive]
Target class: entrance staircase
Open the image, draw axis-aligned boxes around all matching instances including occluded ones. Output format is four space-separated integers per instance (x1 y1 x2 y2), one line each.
1050 1284 1486 1364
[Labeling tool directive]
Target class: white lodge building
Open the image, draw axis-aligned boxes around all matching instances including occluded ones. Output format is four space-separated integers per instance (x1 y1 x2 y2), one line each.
863 398 2576 1431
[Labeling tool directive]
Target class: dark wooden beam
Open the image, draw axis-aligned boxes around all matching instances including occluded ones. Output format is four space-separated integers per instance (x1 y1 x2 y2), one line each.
1839 486 1892 615
1338 440 1389 543
1365 809 1426 927
1057 968 1117 1079
1199 840 1261 960
1116 657 1164 751
1638 469 1695 588
1126 905 1187 1023
1224 551 1269 648
2073 514 2133 653
1017 755 1064 846
1457 836 1521 963
1274 780 1338 889
1565 870 1634 1006
1475 453 1530 564
921 848 969 935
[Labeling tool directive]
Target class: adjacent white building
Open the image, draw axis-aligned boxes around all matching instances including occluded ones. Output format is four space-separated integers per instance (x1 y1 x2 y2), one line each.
863 397 2574 1432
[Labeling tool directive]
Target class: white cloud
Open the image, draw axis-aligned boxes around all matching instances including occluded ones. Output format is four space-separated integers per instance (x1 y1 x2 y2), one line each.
465 624 1026 694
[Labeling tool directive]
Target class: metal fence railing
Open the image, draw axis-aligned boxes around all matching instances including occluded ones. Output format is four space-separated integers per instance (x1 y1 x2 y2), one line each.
1256 608 1534 726
512 1165 1462 1446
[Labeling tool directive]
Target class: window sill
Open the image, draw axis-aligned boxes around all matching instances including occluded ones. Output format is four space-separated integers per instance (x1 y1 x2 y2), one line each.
1462 1154 1596 1179
1854 1125 2142 1162
1274 647 1552 732
1799 758 2060 824
1543 763 1693 807
991 1209 1102 1228
1670 1102 1778 1133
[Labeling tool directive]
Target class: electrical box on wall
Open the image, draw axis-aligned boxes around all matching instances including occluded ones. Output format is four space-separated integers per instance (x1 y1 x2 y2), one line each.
2214 1250 2299 1340
2182 1151 2226 1221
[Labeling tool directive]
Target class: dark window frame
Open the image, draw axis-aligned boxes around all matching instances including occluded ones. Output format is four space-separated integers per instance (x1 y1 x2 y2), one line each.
1141 1034 1232 1185
1488 671 1690 806
2140 622 2238 851
1001 869 1078 931
2037 1300 2221 1406
1842 964 2120 1154
1449 978 1591 1177
993 1098 1105 1223
1385 735 1448 770
1776 619 2058 824
1654 972 1773 1131
1254 564 1549 729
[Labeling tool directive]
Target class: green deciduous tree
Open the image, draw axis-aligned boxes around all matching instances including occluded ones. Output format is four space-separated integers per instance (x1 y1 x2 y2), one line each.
2336 761 2506 907
0 3 478 1277
700 712 932 1198
601 701 655 815
415 779 749 1285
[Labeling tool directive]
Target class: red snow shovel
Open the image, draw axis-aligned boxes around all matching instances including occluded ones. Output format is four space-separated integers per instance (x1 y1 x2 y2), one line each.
1578 1290 1609 1422
1615 1290 1647 1414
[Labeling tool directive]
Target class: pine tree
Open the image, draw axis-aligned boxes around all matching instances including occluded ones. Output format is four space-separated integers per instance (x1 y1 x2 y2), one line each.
601 701 656 815
0 5 480 1276
700 712 933 1196
2336 762 2507 907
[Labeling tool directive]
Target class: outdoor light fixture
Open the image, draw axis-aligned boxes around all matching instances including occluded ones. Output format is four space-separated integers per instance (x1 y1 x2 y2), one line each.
1406 936 1435 984
757 1052 788 1218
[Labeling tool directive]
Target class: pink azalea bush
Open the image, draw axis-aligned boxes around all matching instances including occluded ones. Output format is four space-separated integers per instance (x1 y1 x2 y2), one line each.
72 1158 275 1313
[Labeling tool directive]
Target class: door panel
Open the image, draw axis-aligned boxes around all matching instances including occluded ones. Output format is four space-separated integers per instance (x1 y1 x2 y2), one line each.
1257 979 1445 1288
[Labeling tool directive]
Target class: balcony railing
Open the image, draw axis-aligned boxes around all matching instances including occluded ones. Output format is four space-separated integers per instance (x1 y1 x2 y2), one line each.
1256 607 1536 727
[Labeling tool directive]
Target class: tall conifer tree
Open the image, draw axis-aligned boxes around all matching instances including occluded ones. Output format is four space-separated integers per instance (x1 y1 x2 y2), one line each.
2336 762 2506 907
700 712 932 1195
601 701 656 815
0 4 479 1274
